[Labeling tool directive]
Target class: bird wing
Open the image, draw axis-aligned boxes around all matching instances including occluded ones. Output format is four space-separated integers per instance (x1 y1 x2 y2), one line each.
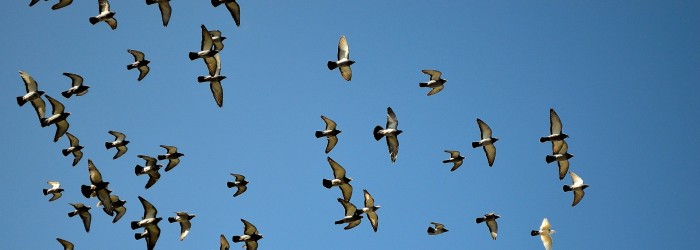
233 185 247 197
128 49 145 61
241 219 259 235
79 210 91 232
98 0 109 12
445 150 460 158
483 144 496 167
321 115 337 130
96 188 113 215
224 1 241 27
161 145 177 154
431 222 445 229
387 135 399 163
138 155 158 166
476 118 492 139
339 65 352 81
52 0 73 10
551 140 564 155
72 150 83 166
165 158 180 171
53 119 69 142
245 241 258 250
386 107 398 129
210 80 224 107
113 205 126 223
549 108 563 135
179 219 191 240
557 159 569 180
88 159 103 184
19 71 38 92
145 224 161 250
158 1 171 26
337 36 349 60
232 174 246 182
450 160 463 172
109 130 126 141
56 238 74 250
339 183 353 202
220 234 230 250
486 219 498 240
114 145 128 159
46 95 65 115
137 65 150 81
337 198 357 216
30 97 46 122
345 219 361 230
572 188 585 207
540 218 550 230
367 211 379 232
422 69 442 80
66 132 79 146
541 234 553 250
200 25 214 51
49 192 62 202
426 85 444 96
139 196 158 219
48 181 61 189
145 171 160 189
327 157 346 179
363 189 375 207
569 171 583 186
325 136 338 154
63 73 83 87
105 18 118 30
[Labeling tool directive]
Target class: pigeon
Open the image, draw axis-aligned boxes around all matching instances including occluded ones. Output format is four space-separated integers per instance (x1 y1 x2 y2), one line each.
16 71 45 107
68 203 91 233
43 181 64 202
211 0 240 27
29 0 73 10
135 155 162 189
315 115 341 154
61 132 84 166
373 107 402 163
105 130 129 159
157 145 184 171
472 118 498 167
334 198 363 230
476 212 500 240
227 174 248 197
327 35 354 81
42 95 70 142
540 109 569 147
131 196 163 231
354 189 380 232
220 234 230 250
531 218 554 250
80 159 113 216
56 238 74 250
89 0 117 30
126 50 150 81
443 150 465 171
146 0 171 27
196 53 225 107
189 25 219 61
134 223 161 250
563 171 589 207
545 140 574 180
419 70 447 96
168 211 196 241
97 195 126 223
209 29 227 51
232 219 263 250
60 73 89 98
322 157 353 202
427 222 449 235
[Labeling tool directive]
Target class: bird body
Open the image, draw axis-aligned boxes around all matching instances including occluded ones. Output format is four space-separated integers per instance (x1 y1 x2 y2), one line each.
563 171 589 206
443 150 465 171
476 212 500 240
168 212 196 241
62 132 84 166
427 222 449 235
105 131 129 159
316 115 341 153
327 35 354 81
227 174 249 197
373 107 402 163
472 119 498 167
89 0 117 30
68 203 92 232
419 70 447 96
531 218 554 250
43 181 64 201
60 73 89 98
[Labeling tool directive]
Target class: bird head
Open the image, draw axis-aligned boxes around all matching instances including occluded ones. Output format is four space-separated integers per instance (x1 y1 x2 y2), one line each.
372 205 381 211
395 130 403 136
491 138 499 143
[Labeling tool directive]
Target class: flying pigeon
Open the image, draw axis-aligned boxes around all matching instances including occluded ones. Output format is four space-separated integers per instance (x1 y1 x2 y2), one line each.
97 195 127 223
43 181 64 202
62 132 84 166
334 198 363 230
476 212 500 240
17 71 46 125
168 211 196 241
227 174 249 197
563 171 589 207
373 107 402 163
545 140 574 180
68 203 91 233
472 118 498 167
81 159 113 216
315 115 341 154
327 35 354 81
42 95 70 142
540 109 569 147
427 222 449 235
232 219 263 250
105 130 129 159
146 0 171 27
29 0 73 10
531 218 554 250
211 0 240 27
60 73 89 98
56 238 74 250
322 157 353 202
419 70 447 96
126 49 150 81
89 0 117 30
355 189 380 232
135 155 162 189
157 145 184 171
131 196 163 250
443 150 465 171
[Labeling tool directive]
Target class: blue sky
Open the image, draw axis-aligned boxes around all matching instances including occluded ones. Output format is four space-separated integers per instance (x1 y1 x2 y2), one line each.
1 1 699 249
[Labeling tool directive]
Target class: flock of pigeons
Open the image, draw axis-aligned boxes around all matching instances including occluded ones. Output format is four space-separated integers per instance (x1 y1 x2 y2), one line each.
20 1 593 250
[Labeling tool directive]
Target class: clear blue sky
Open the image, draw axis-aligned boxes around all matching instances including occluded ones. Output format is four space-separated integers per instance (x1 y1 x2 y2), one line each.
1 1 699 249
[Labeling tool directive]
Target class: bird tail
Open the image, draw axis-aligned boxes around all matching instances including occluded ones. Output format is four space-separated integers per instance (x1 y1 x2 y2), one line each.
197 76 208 82
157 155 167 160
539 136 549 143
334 219 345 225
146 0 156 5
40 118 49 127
89 17 100 25
134 233 145 240
105 142 113 149
62 149 70 156
232 236 242 242
43 189 49 195
531 230 540 236
471 141 481 148
61 91 72 98
226 182 236 188
419 82 428 87
17 96 28 106
168 217 177 223
130 221 140 230
134 165 144 176
475 217 485 224
442 159 451 163
188 52 199 60
315 131 324 138
427 227 436 234
80 185 92 198
373 126 384 141
545 155 557 163
322 179 333 189
68 211 77 217
126 64 136 70
563 185 573 192
327 61 338 70
211 0 222 7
